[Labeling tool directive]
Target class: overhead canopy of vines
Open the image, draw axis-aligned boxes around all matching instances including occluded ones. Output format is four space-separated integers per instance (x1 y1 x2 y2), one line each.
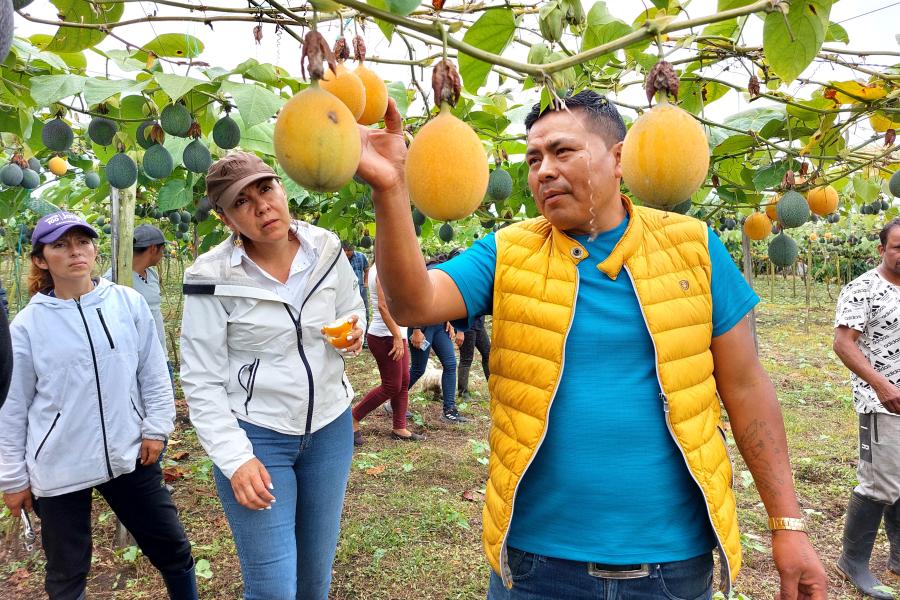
0 0 897 250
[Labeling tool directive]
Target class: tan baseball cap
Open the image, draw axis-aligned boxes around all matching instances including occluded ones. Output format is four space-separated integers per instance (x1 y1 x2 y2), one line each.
206 152 280 211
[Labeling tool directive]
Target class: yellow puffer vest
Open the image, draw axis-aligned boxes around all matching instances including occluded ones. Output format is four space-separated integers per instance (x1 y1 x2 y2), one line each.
483 196 740 591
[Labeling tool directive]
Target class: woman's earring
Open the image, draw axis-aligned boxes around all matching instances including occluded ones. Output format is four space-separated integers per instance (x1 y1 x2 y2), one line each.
233 234 243 248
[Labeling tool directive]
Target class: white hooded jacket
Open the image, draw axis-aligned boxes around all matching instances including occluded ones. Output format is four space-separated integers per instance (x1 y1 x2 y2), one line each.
0 279 174 498
179 222 365 479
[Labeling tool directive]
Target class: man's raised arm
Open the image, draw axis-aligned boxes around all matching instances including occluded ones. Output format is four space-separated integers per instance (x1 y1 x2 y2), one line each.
355 98 467 326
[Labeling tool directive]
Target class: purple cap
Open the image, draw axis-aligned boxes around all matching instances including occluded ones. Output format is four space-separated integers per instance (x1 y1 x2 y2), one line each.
32 211 98 245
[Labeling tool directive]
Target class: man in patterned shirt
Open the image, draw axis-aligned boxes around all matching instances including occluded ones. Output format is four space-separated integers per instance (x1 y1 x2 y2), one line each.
834 217 900 599
343 241 370 342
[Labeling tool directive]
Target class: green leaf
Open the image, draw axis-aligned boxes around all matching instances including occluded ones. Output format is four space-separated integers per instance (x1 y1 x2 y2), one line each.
97 49 147 72
752 160 796 191
763 0 832 83
275 163 310 203
154 73 208 102
717 0 755 9
83 79 148 107
44 1 124 53
194 559 213 580
158 178 191 212
140 34 204 59
700 18 740 41
30 75 87 106
459 9 517 93
679 78 729 114
28 34 87 70
220 81 284 129
723 106 786 132
713 134 756 156
387 82 411 117
11 38 69 71
581 3 633 68
231 113 274 156
367 0 395 41
825 22 849 43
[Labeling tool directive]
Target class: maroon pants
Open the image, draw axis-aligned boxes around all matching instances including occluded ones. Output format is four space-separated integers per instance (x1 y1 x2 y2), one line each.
352 334 410 430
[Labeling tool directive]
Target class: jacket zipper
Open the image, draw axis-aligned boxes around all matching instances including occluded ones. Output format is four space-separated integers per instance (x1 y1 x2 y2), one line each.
873 412 879 443
498 270 579 589
35 412 61 460
243 359 260 415
76 300 114 478
622 265 731 595
96 308 115 349
282 249 343 437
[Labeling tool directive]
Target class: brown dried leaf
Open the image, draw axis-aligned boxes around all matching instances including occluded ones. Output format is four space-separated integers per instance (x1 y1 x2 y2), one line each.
711 174 720 187
365 465 386 476
10 153 27 169
432 59 462 108
782 170 795 189
253 24 263 44
302 30 336 81
149 123 166 145
645 60 679 104
799 162 809 176
333 37 349 62
187 121 202 139
352 35 366 63
748 75 760 98
162 466 188 482
170 450 189 461
886 128 896 147
432 0 445 8
462 489 483 502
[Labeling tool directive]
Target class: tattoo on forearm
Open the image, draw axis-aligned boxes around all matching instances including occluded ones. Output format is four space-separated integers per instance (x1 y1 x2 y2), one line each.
734 419 787 500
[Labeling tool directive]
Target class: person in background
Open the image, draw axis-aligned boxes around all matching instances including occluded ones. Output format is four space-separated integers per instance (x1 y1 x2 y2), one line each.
104 224 173 387
833 218 900 600
0 285 10 410
0 211 196 600
356 91 826 599
180 153 365 600
0 278 8 318
352 263 423 445
343 240 370 345
456 313 490 402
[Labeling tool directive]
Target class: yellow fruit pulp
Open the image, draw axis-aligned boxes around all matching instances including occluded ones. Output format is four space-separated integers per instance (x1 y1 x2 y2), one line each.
355 64 389 126
405 106 488 221
620 102 710 209
322 318 352 337
273 83 361 193
320 64 366 121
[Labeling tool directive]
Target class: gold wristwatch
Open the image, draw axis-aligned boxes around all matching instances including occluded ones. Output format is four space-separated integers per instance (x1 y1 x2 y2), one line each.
767 517 807 532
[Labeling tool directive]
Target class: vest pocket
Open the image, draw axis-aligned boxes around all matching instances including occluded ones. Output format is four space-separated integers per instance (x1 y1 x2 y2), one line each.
35 412 61 461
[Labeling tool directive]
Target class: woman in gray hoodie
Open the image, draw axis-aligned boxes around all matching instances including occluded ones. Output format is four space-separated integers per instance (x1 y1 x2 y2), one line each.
0 211 197 600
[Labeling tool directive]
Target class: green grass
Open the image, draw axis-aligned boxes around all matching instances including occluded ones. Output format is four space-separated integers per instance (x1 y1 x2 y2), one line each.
0 268 891 599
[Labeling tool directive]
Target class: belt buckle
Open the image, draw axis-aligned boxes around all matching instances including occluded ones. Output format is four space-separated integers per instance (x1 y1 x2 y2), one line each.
588 563 650 579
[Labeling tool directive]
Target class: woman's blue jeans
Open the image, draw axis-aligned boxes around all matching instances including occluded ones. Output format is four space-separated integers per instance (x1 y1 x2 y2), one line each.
487 549 714 600
213 410 353 600
408 324 458 411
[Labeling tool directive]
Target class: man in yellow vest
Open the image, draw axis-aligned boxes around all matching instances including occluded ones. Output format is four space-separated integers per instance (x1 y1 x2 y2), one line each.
356 91 827 599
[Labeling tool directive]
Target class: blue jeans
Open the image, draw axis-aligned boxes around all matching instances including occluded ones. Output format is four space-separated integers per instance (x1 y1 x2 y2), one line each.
213 410 353 600
408 324 458 411
487 548 714 600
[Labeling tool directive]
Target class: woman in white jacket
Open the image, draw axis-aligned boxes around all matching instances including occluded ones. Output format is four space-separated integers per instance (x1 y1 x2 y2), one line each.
0 211 196 600
180 153 365 600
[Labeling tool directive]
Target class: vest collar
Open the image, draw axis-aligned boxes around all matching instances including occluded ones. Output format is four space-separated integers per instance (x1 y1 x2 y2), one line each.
597 195 642 280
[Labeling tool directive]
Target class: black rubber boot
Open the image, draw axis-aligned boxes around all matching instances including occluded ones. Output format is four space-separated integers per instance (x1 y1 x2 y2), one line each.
837 492 893 599
884 499 900 576
162 560 198 600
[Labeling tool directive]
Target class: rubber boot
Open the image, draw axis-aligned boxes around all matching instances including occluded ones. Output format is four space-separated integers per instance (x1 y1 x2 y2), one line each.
885 499 900 576
837 491 893 599
162 560 198 600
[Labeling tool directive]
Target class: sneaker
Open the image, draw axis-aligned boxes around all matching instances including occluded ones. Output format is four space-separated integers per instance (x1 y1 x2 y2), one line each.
441 408 470 424
382 404 413 419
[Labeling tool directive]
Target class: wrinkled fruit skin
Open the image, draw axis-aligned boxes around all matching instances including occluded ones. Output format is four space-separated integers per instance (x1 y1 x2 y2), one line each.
405 108 488 221
143 144 174 179
355 64 389 126
160 103 192 137
890 170 900 198
42 118 75 152
621 102 710 210
274 84 361 193
807 185 838 216
776 190 810 229
743 212 771 241
212 114 241 149
85 172 101 189
320 64 367 121
88 117 118 146
183 139 212 173
768 232 798 267
107 153 138 189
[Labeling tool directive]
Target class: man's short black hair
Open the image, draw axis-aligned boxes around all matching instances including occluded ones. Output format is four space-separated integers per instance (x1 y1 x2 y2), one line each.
133 243 165 255
524 90 627 148
880 218 900 247
342 240 353 251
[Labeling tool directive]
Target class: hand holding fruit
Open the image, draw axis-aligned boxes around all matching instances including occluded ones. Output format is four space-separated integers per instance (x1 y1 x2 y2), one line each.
322 314 364 356
356 97 406 194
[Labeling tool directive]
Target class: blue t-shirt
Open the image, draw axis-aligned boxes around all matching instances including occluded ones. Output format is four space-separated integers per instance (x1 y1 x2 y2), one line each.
436 216 758 564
